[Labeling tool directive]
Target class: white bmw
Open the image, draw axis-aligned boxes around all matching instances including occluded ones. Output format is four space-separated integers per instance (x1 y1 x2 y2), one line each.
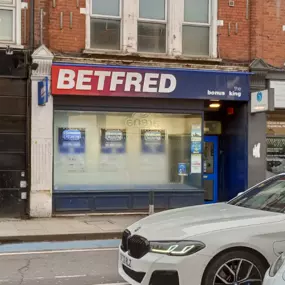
118 174 285 285
262 253 285 285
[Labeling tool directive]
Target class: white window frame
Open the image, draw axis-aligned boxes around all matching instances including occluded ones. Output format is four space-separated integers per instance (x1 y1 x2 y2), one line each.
0 0 21 46
137 0 168 54
182 0 217 58
86 0 122 51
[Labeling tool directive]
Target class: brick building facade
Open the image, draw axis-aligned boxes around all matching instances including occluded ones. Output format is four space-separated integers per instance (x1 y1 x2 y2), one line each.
2 0 285 217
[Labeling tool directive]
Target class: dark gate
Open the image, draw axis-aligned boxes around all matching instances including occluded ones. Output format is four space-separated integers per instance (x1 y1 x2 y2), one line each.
0 50 30 218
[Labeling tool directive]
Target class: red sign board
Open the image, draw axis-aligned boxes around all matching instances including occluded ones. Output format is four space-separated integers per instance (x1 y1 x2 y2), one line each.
51 64 177 97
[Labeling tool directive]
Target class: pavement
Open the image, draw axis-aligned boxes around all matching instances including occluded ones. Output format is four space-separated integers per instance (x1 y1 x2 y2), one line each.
0 214 145 244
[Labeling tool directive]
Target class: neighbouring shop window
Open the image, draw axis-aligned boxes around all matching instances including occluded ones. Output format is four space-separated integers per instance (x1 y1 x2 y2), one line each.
90 0 121 50
266 114 285 175
53 111 203 191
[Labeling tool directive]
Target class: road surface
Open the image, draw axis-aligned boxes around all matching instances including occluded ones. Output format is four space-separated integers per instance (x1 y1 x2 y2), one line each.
0 240 127 285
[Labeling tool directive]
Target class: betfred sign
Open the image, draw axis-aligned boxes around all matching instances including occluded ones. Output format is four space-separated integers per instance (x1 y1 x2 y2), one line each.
51 63 250 101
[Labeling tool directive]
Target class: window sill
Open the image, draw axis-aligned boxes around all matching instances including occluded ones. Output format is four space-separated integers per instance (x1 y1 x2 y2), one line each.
83 49 222 63
0 43 24 50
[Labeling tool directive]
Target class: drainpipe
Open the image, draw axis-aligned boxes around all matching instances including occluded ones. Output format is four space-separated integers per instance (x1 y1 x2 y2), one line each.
29 0 34 50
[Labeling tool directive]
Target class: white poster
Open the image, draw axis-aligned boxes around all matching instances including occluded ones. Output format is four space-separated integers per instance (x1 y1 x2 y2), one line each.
191 154 202 173
191 124 202 142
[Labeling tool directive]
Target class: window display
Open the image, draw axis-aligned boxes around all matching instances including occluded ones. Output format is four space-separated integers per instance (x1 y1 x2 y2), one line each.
267 114 285 176
53 111 203 191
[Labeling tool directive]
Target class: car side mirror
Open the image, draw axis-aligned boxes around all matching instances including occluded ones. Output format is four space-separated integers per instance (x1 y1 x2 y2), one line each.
237 192 244 197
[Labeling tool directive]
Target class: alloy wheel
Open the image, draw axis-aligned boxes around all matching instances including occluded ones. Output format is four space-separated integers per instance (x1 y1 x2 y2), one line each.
213 258 263 285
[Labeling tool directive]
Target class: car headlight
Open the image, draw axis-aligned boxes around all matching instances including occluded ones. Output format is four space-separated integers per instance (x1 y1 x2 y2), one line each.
150 241 205 256
269 253 285 277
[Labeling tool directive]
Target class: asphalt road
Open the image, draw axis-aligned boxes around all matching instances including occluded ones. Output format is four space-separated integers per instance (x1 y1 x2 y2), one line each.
0 245 126 285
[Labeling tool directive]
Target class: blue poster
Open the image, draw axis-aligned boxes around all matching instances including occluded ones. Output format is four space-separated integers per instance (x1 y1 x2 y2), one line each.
191 141 202 154
58 128 86 154
100 129 126 154
178 163 188 176
141 130 165 154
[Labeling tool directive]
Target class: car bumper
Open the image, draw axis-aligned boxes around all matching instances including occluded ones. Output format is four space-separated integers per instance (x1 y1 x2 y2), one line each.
118 247 211 285
262 269 284 285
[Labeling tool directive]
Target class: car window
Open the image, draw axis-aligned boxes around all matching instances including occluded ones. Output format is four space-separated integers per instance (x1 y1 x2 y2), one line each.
228 176 285 213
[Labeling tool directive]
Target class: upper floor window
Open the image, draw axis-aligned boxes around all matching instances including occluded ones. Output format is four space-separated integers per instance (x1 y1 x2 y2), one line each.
87 0 217 57
90 0 121 50
182 0 211 56
138 0 166 53
0 0 15 43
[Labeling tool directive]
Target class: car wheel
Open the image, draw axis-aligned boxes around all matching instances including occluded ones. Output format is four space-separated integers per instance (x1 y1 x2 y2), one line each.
202 250 268 285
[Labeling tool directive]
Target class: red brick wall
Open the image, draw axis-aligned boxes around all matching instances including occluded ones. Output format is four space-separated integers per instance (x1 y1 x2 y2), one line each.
218 0 250 63
22 0 285 67
218 0 285 67
47 0 85 52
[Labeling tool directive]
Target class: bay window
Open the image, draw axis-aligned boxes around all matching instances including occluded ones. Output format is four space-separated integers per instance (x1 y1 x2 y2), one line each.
182 0 211 56
138 0 166 53
90 0 121 50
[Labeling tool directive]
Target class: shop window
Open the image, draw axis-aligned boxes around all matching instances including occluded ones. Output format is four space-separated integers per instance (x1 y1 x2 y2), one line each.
182 0 211 56
266 114 285 176
137 0 166 53
0 0 20 45
53 111 203 192
90 0 121 50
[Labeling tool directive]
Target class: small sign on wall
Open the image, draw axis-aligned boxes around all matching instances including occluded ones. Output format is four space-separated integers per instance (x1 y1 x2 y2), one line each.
38 77 49 106
251 90 268 113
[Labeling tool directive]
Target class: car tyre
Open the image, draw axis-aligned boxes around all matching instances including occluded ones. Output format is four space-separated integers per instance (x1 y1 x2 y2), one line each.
202 250 268 285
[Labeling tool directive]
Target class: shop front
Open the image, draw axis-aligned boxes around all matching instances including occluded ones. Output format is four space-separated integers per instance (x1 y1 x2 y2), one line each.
266 81 285 177
50 62 250 213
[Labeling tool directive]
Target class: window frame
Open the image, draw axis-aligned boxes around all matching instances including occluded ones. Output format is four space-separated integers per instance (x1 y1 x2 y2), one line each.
182 0 217 57
87 0 122 51
85 0 217 58
137 0 168 54
0 1 17 44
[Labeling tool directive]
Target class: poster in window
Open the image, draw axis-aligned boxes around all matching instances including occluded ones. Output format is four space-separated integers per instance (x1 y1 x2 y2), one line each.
266 137 285 174
191 124 202 142
141 129 165 154
191 141 202 154
58 128 86 173
100 129 126 154
191 154 202 174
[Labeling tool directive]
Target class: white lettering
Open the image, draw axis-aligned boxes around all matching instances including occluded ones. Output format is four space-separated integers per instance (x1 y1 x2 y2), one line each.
207 90 226 96
110 72 126 91
76 70 93 90
143 73 159 92
159 74 177 93
125 72 142 92
94 71 111 91
57 69 76 89
229 91 241 97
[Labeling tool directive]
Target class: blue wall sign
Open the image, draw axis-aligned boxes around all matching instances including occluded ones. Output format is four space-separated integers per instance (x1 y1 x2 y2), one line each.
257 91 262 102
38 77 49 106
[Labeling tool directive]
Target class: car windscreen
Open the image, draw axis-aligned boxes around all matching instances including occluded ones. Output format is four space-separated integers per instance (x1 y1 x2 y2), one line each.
228 177 285 213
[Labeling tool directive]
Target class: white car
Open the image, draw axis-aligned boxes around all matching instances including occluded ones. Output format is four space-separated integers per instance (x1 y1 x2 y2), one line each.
118 174 285 285
263 253 285 285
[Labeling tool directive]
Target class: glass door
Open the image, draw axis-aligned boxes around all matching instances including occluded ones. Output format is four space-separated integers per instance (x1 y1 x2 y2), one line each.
203 136 218 203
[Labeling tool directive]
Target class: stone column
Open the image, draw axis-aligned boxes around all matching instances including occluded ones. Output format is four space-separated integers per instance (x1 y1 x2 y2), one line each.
30 45 54 217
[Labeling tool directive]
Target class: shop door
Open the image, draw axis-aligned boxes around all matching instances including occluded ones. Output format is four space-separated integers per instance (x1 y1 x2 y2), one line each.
203 136 218 203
